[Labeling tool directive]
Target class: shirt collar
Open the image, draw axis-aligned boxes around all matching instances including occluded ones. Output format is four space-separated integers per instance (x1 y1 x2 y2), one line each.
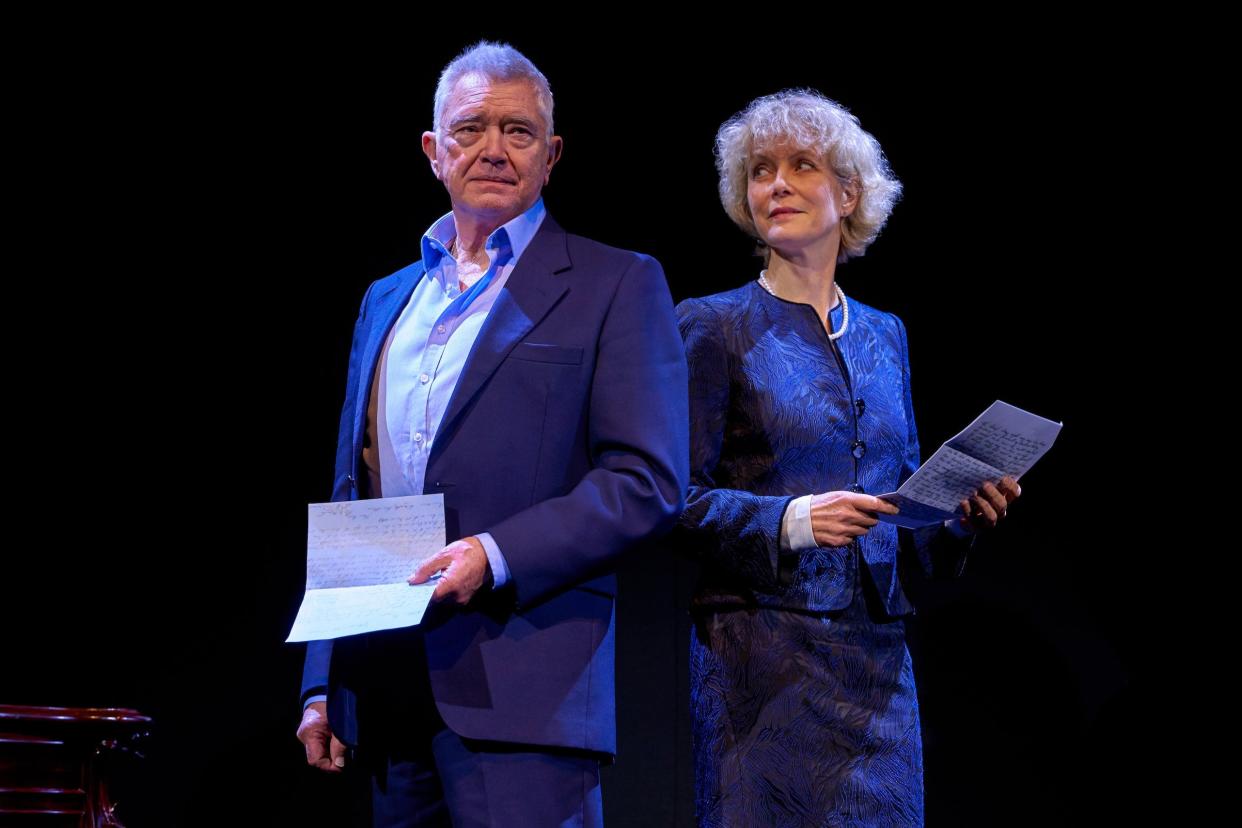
420 197 547 277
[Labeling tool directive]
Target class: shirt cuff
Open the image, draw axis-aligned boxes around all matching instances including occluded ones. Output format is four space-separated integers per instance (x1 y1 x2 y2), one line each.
475 531 510 589
944 517 972 538
304 694 327 710
781 495 818 552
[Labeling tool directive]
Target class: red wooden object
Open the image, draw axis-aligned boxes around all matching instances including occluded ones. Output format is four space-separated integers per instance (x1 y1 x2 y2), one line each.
0 705 151 827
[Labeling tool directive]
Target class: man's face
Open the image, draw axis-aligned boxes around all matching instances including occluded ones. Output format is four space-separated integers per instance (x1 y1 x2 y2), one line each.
422 74 562 227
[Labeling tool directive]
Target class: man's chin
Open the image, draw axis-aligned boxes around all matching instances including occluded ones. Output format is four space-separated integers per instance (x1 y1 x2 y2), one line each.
455 195 536 223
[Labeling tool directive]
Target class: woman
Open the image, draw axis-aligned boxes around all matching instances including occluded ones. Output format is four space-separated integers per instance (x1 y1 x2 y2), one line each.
676 90 1020 826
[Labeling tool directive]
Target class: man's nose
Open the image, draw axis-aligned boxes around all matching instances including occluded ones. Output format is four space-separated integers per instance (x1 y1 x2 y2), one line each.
480 127 506 164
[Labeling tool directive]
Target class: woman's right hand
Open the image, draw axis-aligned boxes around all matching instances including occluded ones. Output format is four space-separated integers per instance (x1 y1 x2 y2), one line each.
809 491 900 547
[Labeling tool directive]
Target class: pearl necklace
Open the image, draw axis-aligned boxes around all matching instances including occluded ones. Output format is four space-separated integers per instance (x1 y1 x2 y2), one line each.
757 270 849 340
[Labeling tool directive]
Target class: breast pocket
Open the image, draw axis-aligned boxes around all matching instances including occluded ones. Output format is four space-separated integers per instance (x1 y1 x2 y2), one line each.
491 341 585 420
492 342 588 504
507 342 584 365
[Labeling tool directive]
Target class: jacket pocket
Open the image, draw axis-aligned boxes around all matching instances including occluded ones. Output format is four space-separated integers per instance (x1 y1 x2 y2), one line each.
508 342 583 365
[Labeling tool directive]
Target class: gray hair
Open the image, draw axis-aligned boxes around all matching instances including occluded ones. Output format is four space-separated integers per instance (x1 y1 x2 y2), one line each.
433 41 554 138
715 89 902 262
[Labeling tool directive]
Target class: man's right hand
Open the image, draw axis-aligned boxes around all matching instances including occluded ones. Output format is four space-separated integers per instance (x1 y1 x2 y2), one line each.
297 701 348 773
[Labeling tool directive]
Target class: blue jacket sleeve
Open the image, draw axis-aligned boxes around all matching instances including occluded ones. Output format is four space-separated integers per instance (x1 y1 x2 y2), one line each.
893 315 972 585
673 297 791 591
486 254 690 610
300 280 376 703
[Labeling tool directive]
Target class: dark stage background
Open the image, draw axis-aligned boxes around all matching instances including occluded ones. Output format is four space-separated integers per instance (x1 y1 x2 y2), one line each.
5 23 1157 826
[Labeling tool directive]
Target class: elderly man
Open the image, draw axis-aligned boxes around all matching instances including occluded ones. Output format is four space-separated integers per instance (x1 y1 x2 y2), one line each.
295 41 688 826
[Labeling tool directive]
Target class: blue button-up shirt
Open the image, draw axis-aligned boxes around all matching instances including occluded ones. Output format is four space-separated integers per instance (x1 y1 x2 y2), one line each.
374 198 548 587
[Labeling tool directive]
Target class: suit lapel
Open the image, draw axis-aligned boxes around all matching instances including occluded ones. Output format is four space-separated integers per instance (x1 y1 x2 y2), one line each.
350 262 426 460
430 215 572 462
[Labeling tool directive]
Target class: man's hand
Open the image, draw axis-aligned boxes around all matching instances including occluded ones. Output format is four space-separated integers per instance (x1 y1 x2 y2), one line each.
297 701 347 773
410 536 492 605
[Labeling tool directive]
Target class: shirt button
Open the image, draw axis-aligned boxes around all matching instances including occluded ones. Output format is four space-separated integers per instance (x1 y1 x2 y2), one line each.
414 432 424 443
437 324 446 334
850 439 866 459
855 398 866 417
419 373 430 384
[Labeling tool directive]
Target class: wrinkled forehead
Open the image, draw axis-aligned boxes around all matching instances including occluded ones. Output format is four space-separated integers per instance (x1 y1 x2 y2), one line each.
444 73 547 124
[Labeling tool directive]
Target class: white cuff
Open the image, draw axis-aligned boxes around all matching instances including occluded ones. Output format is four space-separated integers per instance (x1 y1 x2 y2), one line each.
945 517 972 538
781 495 818 552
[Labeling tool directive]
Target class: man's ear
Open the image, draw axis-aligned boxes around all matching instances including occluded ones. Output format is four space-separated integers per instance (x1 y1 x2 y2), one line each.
543 135 564 184
422 131 441 179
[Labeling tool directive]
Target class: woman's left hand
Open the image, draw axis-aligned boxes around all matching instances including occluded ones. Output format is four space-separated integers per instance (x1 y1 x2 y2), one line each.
958 476 1022 533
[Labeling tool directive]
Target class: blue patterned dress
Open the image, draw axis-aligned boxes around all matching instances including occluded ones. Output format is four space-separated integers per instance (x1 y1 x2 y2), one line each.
675 282 968 827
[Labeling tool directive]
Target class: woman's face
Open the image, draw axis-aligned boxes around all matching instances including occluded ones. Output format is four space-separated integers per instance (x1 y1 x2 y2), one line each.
746 142 854 257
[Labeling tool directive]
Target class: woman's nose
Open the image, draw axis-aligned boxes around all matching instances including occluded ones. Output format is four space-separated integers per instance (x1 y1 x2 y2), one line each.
771 167 792 195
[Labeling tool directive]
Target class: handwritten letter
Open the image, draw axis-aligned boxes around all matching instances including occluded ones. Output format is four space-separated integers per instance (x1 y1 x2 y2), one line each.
878 401 1061 529
287 494 445 642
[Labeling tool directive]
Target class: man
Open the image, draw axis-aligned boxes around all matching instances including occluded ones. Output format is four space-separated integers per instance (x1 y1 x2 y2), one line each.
295 41 688 826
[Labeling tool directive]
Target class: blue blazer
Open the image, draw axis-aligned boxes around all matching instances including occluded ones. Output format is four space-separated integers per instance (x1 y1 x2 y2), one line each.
302 214 689 755
675 282 967 617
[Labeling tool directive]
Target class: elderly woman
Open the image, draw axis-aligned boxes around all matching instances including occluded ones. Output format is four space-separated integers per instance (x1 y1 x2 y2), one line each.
675 90 1020 826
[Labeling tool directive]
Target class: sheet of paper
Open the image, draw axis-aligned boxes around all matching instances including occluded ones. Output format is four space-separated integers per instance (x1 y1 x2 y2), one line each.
286 494 445 643
944 400 1063 479
878 400 1061 528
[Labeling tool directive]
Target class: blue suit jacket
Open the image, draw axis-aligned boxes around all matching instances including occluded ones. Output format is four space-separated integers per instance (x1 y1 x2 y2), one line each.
302 214 689 755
